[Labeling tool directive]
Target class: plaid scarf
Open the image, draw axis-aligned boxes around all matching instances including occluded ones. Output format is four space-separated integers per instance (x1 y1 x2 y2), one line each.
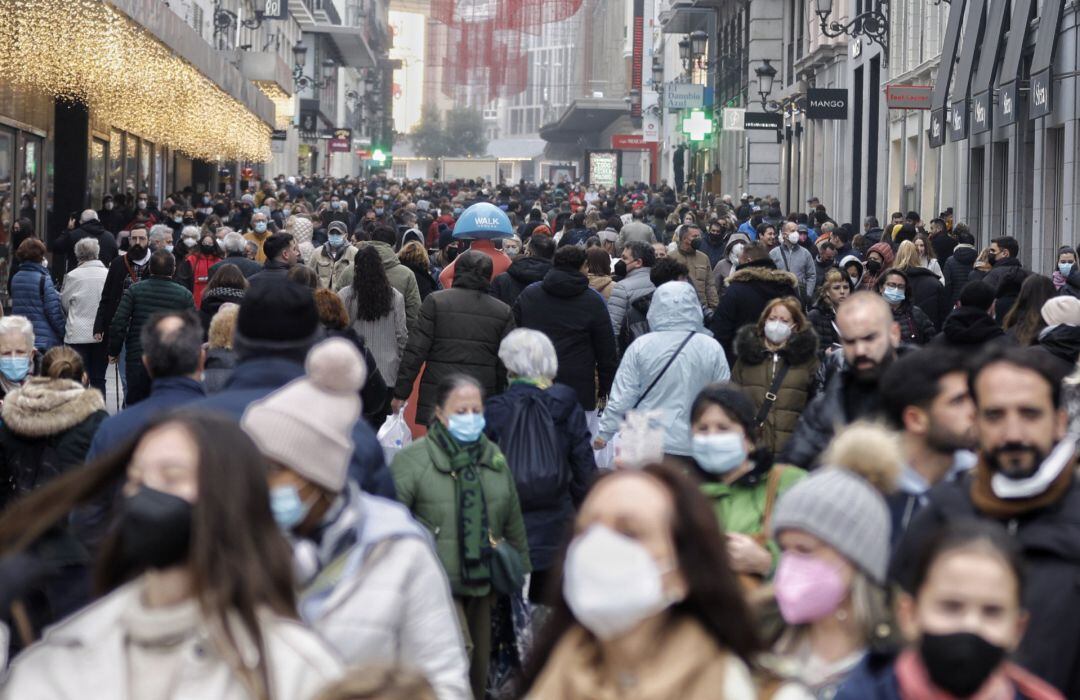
429 420 491 585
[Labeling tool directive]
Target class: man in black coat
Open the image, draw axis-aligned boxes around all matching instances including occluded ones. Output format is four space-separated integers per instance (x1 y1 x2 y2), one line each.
709 242 798 365
248 233 298 287
514 245 617 413
54 210 119 274
969 235 1030 323
93 227 151 347
781 293 903 469
943 228 978 305
891 346 1080 698
491 234 554 307
932 280 1010 349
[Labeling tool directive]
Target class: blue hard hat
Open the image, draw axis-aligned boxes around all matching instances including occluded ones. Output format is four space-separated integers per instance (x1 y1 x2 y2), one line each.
453 202 513 240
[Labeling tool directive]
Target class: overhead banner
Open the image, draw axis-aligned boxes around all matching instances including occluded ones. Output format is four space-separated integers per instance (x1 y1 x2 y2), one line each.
722 108 746 131
1030 69 1052 118
643 113 660 142
971 91 991 134
928 108 945 148
329 128 352 153
262 0 288 20
805 88 848 119
949 100 968 142
996 82 1017 125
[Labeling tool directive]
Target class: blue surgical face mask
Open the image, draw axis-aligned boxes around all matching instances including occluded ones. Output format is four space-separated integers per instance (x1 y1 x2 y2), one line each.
691 432 747 474
883 288 905 305
253 222 267 233
1060 262 1074 276
331 201 341 210
270 484 312 530
165 244 174 254
327 234 345 247
0 356 31 382
448 412 485 443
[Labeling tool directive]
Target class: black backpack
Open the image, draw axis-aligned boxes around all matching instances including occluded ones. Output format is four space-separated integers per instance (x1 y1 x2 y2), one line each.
497 393 564 509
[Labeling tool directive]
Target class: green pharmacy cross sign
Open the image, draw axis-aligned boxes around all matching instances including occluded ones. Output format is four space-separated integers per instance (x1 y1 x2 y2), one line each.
682 109 713 141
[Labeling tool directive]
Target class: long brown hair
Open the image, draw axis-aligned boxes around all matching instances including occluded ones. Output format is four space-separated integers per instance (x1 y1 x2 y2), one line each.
518 462 760 692
1002 274 1057 346
0 412 296 699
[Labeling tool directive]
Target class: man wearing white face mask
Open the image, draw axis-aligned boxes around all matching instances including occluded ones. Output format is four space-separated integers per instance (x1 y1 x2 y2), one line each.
306 221 357 292
521 464 759 699
770 221 817 303
712 232 750 290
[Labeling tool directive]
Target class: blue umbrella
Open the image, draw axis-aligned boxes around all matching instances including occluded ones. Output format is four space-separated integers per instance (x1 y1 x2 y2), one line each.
452 202 513 240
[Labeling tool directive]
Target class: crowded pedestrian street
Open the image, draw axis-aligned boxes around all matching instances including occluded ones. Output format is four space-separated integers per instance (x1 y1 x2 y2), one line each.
0 0 1077 699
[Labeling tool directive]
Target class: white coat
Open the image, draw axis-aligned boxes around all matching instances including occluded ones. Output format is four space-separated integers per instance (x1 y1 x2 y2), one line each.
300 492 471 700
1 578 342 699
60 259 108 344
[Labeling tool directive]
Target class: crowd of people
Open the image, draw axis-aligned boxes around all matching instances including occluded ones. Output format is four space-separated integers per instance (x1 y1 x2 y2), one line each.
0 174 1074 700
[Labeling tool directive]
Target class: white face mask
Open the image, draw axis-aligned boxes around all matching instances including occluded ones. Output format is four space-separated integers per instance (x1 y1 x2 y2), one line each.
786 232 800 245
764 319 793 344
729 243 744 265
563 524 677 640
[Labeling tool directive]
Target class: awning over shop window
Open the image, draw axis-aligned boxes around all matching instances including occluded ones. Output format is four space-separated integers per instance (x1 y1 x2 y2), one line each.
969 0 1010 135
0 0 273 162
1029 0 1067 119
948 0 988 143
995 0 1036 127
929 0 967 148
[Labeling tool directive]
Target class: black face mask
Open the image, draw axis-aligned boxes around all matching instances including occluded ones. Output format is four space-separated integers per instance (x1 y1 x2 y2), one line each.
445 245 459 263
614 259 627 278
689 238 702 251
987 253 998 265
920 632 1006 697
708 232 724 244
200 242 217 255
127 244 147 260
866 259 882 273
120 486 193 571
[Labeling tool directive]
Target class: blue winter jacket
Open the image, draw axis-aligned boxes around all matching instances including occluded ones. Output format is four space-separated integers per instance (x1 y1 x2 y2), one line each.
192 356 396 500
11 262 65 350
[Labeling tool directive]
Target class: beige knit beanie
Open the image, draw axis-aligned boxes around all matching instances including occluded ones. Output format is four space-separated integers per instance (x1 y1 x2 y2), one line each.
241 338 366 492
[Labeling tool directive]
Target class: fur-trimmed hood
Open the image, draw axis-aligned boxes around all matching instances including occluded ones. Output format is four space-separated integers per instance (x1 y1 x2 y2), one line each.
734 323 819 366
726 264 798 290
2 378 105 437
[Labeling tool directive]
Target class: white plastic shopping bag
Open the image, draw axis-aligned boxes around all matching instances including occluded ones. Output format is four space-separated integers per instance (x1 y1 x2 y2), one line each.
377 405 413 464
614 410 666 469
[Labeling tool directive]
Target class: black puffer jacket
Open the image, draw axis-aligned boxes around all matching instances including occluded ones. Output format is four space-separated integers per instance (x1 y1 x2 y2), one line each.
970 257 1030 323
891 464 1080 698
0 378 106 508
807 297 839 356
490 256 551 307
393 268 516 425
932 306 1009 349
514 267 617 411
54 219 119 273
903 265 950 330
709 260 799 365
1035 324 1080 367
402 259 440 300
942 244 977 304
890 300 936 345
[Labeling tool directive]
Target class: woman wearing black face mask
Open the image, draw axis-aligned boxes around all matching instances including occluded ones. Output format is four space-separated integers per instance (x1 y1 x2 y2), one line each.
0 413 342 698
836 520 1062 700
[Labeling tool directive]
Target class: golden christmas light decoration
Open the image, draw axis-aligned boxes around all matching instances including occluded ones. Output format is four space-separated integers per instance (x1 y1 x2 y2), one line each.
0 0 272 162
255 81 296 130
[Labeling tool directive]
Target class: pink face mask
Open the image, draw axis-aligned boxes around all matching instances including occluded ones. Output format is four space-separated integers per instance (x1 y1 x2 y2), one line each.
774 551 848 624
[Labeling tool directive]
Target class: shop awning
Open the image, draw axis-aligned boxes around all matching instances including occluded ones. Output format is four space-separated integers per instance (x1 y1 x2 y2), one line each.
995 0 1036 126
539 98 628 144
0 0 274 162
969 0 1010 135
1029 0 1067 119
948 0 988 143
929 0 967 148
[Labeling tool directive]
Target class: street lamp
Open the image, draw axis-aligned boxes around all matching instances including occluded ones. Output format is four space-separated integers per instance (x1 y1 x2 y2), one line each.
815 0 891 62
652 56 664 86
678 36 692 63
690 30 708 60
755 59 777 109
293 41 337 91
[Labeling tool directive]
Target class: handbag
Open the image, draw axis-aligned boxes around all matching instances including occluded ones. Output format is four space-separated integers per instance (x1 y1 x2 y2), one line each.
754 358 790 428
489 531 527 596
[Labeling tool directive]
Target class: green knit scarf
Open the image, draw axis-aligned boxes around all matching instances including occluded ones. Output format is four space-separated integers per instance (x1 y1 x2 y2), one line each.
429 420 491 585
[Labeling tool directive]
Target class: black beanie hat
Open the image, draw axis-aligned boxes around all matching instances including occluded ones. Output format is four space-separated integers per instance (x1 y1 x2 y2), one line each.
238 280 319 342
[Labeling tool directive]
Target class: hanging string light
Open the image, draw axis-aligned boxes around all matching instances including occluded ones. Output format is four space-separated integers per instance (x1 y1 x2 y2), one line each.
0 0 272 162
255 81 296 130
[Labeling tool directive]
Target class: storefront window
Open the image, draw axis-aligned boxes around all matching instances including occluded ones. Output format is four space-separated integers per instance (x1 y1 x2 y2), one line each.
140 139 152 197
90 138 107 210
19 134 39 223
108 129 123 197
0 128 12 240
125 134 138 196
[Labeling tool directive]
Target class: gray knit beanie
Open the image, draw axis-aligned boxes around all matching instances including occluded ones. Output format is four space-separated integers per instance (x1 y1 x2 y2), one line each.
241 338 366 493
771 468 891 584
